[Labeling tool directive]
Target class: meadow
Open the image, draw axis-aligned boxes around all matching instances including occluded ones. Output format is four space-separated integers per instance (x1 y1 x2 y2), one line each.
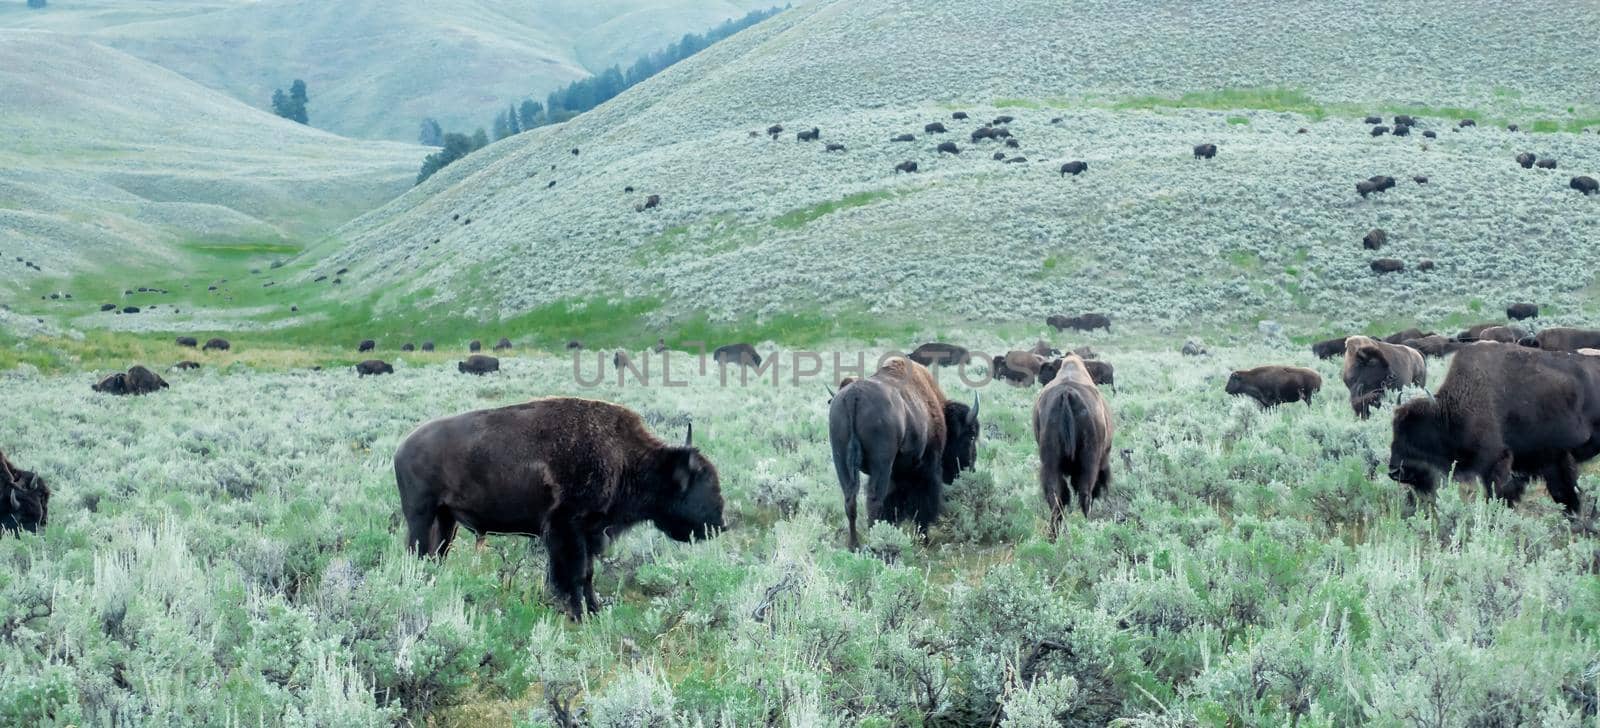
3 341 1597 726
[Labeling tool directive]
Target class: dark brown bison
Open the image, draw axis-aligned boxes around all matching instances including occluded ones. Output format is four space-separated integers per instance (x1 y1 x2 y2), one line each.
1226 366 1322 408
1193 143 1217 159
937 141 960 155
1454 323 1504 342
1516 152 1536 169
1363 228 1387 250
924 122 947 134
825 143 846 152
356 360 394 377
612 350 632 370
176 336 198 348
93 365 169 396
1506 303 1539 320
359 339 376 353
952 111 969 120
1312 337 1350 360
1357 175 1397 198
1394 114 1416 126
992 115 1015 125
1059 161 1088 176
829 357 978 549
1522 328 1600 352
1383 331 1435 351
1458 118 1476 127
100 304 115 311
1421 132 1436 140
1371 125 1390 137
1416 259 1436 272
566 340 583 351
173 360 202 371
638 194 661 211
797 127 820 142
1047 313 1111 332
202 338 230 352
1364 115 1383 124
993 351 1046 386
1342 336 1427 418
1029 341 1061 358
1033 356 1112 537
0 449 49 535
1536 158 1557 170
402 343 415 352
1389 344 1600 514
895 160 919 174
767 124 784 138
394 398 723 619
1370 259 1405 274
712 343 762 368
494 337 513 351
1041 358 1114 391
908 343 971 368
1403 335 1458 358
458 355 500 375
1391 124 1411 137
1475 326 1526 344
421 341 436 352
1573 176 1599 195
892 133 915 142
469 340 482 352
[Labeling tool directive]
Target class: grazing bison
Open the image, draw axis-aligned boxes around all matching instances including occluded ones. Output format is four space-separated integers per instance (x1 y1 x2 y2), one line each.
1226 366 1322 408
992 115 1015 125
924 122 947 134
421 341 435 352
892 133 915 142
993 351 1046 386
1522 328 1600 352
0 449 49 535
93 365 169 396
1478 326 1526 344
908 343 971 368
993 152 1007 161
1193 143 1217 159
176 336 198 348
1363 228 1387 250
567 340 583 351
1364 115 1383 125
203 338 230 352
612 350 632 370
357 360 394 377
1371 125 1390 137
952 111 969 120
495 337 513 351
1342 336 1426 418
122 307 140 314
1404 335 1458 358
1417 259 1436 272
1033 355 1113 537
1506 303 1539 320
1047 313 1111 332
712 343 762 368
1455 323 1504 342
359 339 376 353
825 143 846 152
1312 337 1350 360
937 141 960 155
638 194 661 211
1422 131 1436 139
1536 158 1557 170
1029 341 1061 358
1389 344 1600 514
1384 330 1436 349
828 357 979 549
469 340 482 352
1392 124 1411 137
1059 161 1088 176
1516 152 1536 169
458 355 500 375
1572 176 1598 195
394 398 723 619
895 161 919 174
402 343 416 352
1458 119 1476 127
767 124 784 138
1370 259 1405 274
1043 358 1115 391
100 304 115 312
173 360 201 370
797 127 820 142
1394 115 1416 126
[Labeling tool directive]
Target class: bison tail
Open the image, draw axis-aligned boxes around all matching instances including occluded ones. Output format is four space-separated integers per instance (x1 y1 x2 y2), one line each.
1058 389 1080 465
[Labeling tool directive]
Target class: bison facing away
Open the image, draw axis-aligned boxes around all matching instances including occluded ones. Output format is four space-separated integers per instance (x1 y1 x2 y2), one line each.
1389 344 1600 515
1312 337 1349 360
1033 356 1113 538
1226 366 1322 408
0 449 49 535
908 343 971 368
394 398 723 619
1342 336 1426 418
356 360 394 377
895 160 919 174
458 355 500 375
829 358 979 550
993 351 1045 386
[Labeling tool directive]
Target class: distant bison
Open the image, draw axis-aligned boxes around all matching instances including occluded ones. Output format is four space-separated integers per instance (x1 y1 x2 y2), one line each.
402 343 415 352
1516 152 1537 169
891 133 915 142
1192 143 1217 159
421 341 435 352
1416 259 1436 271
175 336 198 348
0 449 49 535
458 355 500 375
1042 358 1115 391
469 340 482 352
1370 259 1405 274
767 124 784 137
1476 326 1526 344
1413 174 1429 183
1394 114 1416 126
612 350 631 370
1458 119 1476 127
825 143 845 152
1342 336 1426 418
1226 366 1322 408
1364 115 1383 124
937 141 960 155
908 343 971 368
1521 328 1600 352
992 115 1015 125
1059 161 1088 176
1382 328 1433 346
1363 228 1387 250
1536 159 1557 170
100 304 116 312
1572 176 1598 195
1047 313 1111 332
1371 125 1390 137
993 351 1046 386
359 339 376 353
895 160 919 174
356 360 394 377
202 338 230 352
713 343 762 368
1029 341 1061 358
1033 355 1113 537
952 111 969 120
1391 124 1410 137
638 194 661 211
494 337 513 351
1506 303 1539 320
93 365 169 396
394 398 723 619
797 127 820 142
1312 336 1349 360
1404 335 1458 358
173 361 201 370
924 122 947 134
1454 323 1503 342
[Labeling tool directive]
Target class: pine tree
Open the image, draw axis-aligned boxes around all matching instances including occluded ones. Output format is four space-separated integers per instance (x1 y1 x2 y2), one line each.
27 0 47 8
271 89 290 119
519 100 544 131
419 118 444 147
507 104 522 135
471 128 489 150
288 79 309 124
492 111 512 141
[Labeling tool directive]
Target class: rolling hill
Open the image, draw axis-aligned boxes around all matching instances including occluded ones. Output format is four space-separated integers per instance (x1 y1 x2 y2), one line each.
324 0 1600 341
0 30 423 289
2 0 787 141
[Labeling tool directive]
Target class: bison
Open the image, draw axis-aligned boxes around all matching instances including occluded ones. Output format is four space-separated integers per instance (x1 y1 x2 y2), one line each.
0 449 49 535
1370 259 1405 274
1394 114 1416 126
1047 313 1111 333
1059 161 1088 176
924 122 947 134
402 343 416 352
93 365 169 396
359 339 376 353
458 355 500 375
908 343 971 368
1193 143 1217 159
357 360 394 377
892 133 915 142
469 340 483 352
1033 355 1113 538
1403 335 1459 358
421 341 436 352
1536 158 1557 170
993 351 1046 386
1364 115 1383 124
1226 366 1322 408
1476 326 1526 344
1389 344 1600 515
1572 176 1598 195
1029 341 1061 358
1522 328 1600 352
612 350 632 371
1506 303 1539 320
712 343 762 368
1516 152 1536 169
825 143 846 152
992 115 1015 125
394 398 723 619
1371 125 1390 137
1042 358 1114 391
1363 228 1387 250
895 160 919 174
176 336 198 348
937 141 960 155
638 194 661 211
1458 118 1476 127
1392 124 1411 137
1453 323 1503 342
829 358 978 549
1312 337 1350 360
767 124 784 138
952 111 969 120
1342 336 1426 418
202 338 230 352
494 337 513 352
797 127 820 142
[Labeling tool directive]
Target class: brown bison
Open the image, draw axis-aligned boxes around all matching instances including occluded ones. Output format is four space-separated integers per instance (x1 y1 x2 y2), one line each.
1516 152 1537 169
1041 358 1115 391
494 337 513 351
1389 344 1600 514
1572 176 1599 195
469 340 483 352
1047 313 1111 332
992 115 1015 125
924 122 947 134
1342 336 1427 418
908 343 971 368
202 338 230 352
1522 328 1600 352
176 336 198 348
0 449 49 535
1536 158 1557 170
1033 355 1113 538
1403 335 1459 358
891 133 915 143
421 341 436 352
92 365 168 396
1028 341 1061 358
1453 323 1504 342
1371 125 1390 136
1475 326 1526 344
1059 160 1088 176
1193 143 1217 159
356 360 394 377
359 339 376 353
829 358 978 549
638 194 661 211
895 160 919 174
1363 228 1387 250
613 350 632 370
712 343 762 368
952 111 969 120
458 355 500 375
1312 336 1350 360
173 360 201 370
1370 259 1405 274
993 351 1046 386
797 127 820 142
825 143 846 152
937 141 960 155
1506 303 1539 320
402 343 415 352
394 398 723 619
1226 366 1322 408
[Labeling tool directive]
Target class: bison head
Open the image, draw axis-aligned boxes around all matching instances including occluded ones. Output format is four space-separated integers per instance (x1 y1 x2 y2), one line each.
652 427 725 542
1 466 49 535
940 394 980 484
1387 398 1447 496
1224 372 1245 396
1038 359 1062 385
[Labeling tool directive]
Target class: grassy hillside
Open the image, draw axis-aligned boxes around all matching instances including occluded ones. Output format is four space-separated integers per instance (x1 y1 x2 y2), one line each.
50 0 785 141
323 0 1600 344
0 31 423 298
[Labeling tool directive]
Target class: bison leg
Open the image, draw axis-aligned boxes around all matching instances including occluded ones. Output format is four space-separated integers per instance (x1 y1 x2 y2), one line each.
432 509 459 558
542 524 589 620
857 452 896 549
582 531 608 614
1482 451 1515 505
1072 456 1103 519
403 502 439 557
1040 459 1067 541
1542 455 1583 515
1093 462 1111 500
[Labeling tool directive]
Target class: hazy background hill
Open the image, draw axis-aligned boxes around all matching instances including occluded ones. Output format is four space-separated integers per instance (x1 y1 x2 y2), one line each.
1 0 785 141
0 30 423 286
325 0 1600 339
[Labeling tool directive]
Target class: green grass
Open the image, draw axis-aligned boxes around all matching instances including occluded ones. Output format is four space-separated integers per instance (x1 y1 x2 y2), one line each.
771 190 899 230
1226 115 1250 125
992 98 1045 109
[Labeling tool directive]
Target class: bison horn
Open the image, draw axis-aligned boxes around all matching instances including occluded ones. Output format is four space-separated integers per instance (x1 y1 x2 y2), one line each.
6 487 17 512
825 385 836 400
685 422 693 447
970 392 980 422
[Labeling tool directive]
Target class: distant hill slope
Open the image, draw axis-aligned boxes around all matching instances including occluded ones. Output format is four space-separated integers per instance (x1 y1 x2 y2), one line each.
28 0 785 141
327 0 1600 337
0 30 423 286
